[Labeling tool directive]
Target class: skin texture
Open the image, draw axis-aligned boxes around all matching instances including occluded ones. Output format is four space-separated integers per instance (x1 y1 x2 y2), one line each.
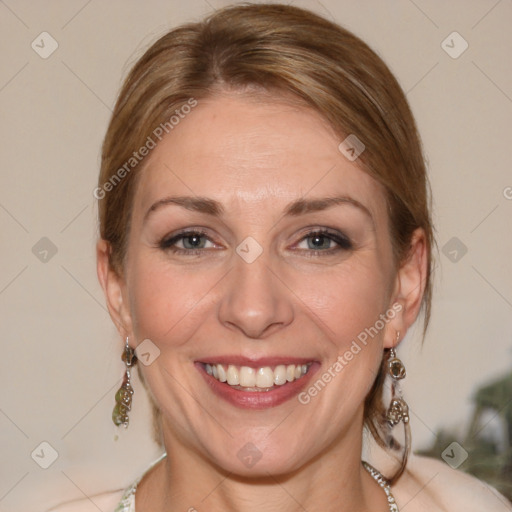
97 91 427 512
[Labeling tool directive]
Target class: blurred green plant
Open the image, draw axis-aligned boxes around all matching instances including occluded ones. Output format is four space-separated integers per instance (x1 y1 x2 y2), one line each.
416 368 512 500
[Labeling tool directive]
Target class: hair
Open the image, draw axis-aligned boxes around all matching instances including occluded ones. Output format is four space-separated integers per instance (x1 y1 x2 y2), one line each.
98 2 435 484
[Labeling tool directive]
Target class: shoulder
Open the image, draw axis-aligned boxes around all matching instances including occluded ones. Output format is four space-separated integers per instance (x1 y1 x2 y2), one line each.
47 453 167 512
394 454 512 512
46 489 125 512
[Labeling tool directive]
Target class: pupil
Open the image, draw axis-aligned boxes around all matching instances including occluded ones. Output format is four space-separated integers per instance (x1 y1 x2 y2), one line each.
311 235 327 249
186 235 202 248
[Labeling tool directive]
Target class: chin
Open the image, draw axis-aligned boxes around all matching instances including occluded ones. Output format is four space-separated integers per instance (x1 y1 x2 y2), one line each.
221 453 302 479
204 435 310 478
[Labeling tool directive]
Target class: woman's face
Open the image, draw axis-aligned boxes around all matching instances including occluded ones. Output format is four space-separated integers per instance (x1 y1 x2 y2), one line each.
110 92 408 475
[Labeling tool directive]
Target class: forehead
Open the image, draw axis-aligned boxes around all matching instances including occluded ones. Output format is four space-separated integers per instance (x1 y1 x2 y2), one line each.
133 93 388 224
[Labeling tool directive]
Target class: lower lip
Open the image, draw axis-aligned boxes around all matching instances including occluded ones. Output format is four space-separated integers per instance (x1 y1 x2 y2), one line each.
195 362 320 409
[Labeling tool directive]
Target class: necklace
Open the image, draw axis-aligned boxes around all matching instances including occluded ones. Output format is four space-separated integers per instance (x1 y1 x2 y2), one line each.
362 461 399 512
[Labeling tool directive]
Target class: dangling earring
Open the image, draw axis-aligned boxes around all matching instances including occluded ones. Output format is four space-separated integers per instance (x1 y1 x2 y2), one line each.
386 332 409 427
385 332 412 478
112 337 137 428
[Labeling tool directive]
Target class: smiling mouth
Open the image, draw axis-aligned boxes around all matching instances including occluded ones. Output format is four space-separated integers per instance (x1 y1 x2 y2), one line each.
201 363 312 391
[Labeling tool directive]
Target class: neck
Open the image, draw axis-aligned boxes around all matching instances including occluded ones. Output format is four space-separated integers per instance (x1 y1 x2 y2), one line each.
138 419 389 512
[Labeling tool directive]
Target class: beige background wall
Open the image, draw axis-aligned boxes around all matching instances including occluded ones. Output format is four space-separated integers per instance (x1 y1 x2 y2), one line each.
0 1 511 511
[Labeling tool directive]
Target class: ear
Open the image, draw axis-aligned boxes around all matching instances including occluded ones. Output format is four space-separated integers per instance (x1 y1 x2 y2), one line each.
96 239 133 339
383 228 428 349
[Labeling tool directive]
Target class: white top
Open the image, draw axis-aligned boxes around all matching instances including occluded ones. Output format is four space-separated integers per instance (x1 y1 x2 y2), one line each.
48 453 512 512
113 452 166 512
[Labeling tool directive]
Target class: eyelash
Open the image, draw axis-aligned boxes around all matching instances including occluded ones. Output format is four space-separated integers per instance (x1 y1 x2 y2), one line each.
158 228 353 256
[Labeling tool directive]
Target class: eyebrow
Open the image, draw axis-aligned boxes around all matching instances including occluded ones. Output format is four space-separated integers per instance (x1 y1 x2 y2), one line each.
143 195 374 226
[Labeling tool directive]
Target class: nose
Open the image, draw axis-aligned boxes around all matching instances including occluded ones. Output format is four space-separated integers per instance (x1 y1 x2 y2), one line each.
218 247 294 339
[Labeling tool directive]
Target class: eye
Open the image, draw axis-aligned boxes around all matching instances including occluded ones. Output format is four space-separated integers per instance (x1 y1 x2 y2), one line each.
159 229 217 254
158 227 352 257
294 229 352 254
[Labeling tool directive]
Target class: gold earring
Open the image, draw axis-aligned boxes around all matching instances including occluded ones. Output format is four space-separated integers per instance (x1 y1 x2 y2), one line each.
383 332 412 480
112 337 137 428
386 332 409 427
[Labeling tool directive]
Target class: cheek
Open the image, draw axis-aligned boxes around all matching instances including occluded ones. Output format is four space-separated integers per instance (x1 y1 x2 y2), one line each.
126 256 219 425
127 254 221 345
295 258 391 342
292 258 391 401
293 265 389 415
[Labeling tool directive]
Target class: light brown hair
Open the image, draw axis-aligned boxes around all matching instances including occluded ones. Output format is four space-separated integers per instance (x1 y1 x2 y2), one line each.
98 2 435 483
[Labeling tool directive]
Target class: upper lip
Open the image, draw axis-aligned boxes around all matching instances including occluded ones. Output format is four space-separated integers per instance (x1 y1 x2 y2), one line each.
196 355 317 367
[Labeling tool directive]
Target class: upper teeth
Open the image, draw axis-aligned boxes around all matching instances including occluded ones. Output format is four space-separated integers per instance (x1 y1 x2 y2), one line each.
205 363 311 388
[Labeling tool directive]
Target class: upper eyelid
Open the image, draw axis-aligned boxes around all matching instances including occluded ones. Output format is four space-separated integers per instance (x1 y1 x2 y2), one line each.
293 230 352 251
161 229 215 246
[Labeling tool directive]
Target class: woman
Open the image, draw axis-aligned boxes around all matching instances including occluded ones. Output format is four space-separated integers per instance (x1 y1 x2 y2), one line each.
52 3 512 511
